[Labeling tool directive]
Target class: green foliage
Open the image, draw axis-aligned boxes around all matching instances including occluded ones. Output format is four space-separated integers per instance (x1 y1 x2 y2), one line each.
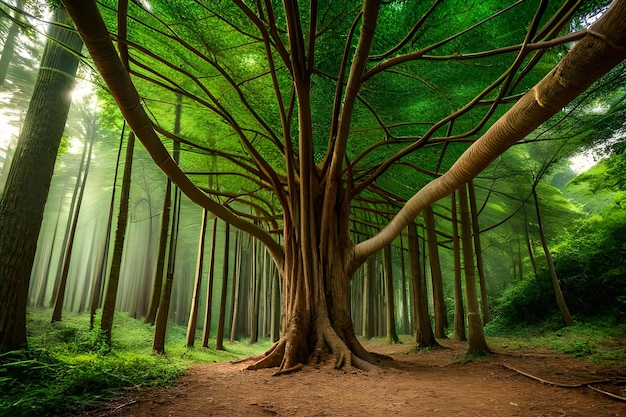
0 309 267 417
489 276 558 328
486 316 626 364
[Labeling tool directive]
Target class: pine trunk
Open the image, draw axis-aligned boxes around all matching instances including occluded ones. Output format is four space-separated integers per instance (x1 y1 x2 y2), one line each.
423 206 448 339
0 7 82 353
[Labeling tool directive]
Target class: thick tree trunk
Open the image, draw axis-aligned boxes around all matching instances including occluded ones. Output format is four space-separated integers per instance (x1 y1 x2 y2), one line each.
0 7 82 353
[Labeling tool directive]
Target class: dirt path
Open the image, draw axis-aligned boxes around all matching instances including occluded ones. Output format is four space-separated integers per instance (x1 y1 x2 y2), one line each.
76 340 625 417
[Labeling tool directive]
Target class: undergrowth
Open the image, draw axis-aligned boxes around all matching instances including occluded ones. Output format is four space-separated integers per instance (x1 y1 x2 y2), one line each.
0 309 269 417
485 314 626 364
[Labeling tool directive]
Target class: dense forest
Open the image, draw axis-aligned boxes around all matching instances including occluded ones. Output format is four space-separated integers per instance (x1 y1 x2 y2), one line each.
1 0 625 415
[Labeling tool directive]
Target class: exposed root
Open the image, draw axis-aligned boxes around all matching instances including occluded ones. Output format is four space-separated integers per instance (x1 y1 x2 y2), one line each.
587 384 626 402
246 340 285 370
319 318 382 373
503 364 612 388
272 363 304 376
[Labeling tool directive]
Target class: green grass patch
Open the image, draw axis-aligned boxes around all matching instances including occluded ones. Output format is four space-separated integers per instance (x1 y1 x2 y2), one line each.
485 314 626 364
0 308 268 417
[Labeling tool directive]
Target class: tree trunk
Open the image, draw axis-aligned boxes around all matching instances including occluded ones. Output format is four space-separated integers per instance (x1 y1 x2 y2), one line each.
0 0 24 86
451 191 466 341
423 205 448 339
144 179 171 324
532 187 574 326
91 124 126 329
152 186 181 354
468 181 490 325
0 7 82 353
100 131 135 342
216 222 230 351
229 230 242 342
408 222 438 348
383 244 400 344
201 217 218 348
186 209 209 347
51 124 95 322
458 184 489 355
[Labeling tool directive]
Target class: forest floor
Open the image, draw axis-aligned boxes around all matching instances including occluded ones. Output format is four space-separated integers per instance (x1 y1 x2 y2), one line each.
73 338 626 417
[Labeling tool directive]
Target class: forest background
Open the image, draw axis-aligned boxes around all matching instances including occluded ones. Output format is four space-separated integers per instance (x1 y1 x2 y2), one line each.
0 0 625 415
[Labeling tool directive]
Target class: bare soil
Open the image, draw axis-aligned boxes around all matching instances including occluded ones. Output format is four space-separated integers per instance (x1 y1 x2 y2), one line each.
76 339 626 417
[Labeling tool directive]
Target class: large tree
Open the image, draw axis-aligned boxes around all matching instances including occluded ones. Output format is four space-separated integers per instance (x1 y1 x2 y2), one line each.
0 6 83 353
61 0 626 371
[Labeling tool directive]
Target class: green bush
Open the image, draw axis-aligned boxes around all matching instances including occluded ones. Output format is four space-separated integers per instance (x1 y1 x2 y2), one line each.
490 276 558 327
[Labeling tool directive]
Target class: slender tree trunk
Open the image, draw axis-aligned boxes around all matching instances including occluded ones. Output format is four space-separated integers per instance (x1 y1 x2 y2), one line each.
408 222 438 348
0 7 82 353
532 187 574 326
152 186 181 354
468 181 490 325
229 230 241 342
152 93 183 353
144 179 171 324
216 222 230 351
459 184 489 355
186 209 209 347
423 205 448 339
0 0 25 86
523 205 539 281
100 131 135 342
90 124 125 329
201 217 218 348
451 191 466 341
52 125 95 322
399 235 410 334
383 244 400 343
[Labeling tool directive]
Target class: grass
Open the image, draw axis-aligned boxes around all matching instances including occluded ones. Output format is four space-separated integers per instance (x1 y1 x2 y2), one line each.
484 314 626 364
0 309 270 417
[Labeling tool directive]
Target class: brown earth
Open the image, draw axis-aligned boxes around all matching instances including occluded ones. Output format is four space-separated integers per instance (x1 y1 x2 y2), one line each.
75 339 626 417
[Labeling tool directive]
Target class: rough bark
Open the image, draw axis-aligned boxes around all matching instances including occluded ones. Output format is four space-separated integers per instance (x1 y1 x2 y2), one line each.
0 7 82 353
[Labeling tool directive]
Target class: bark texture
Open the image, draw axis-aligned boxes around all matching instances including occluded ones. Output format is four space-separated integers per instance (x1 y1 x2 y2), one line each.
0 7 82 353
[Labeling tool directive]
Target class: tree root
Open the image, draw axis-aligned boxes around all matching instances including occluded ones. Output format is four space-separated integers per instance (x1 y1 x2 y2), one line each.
587 384 626 402
503 363 612 388
272 363 303 376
